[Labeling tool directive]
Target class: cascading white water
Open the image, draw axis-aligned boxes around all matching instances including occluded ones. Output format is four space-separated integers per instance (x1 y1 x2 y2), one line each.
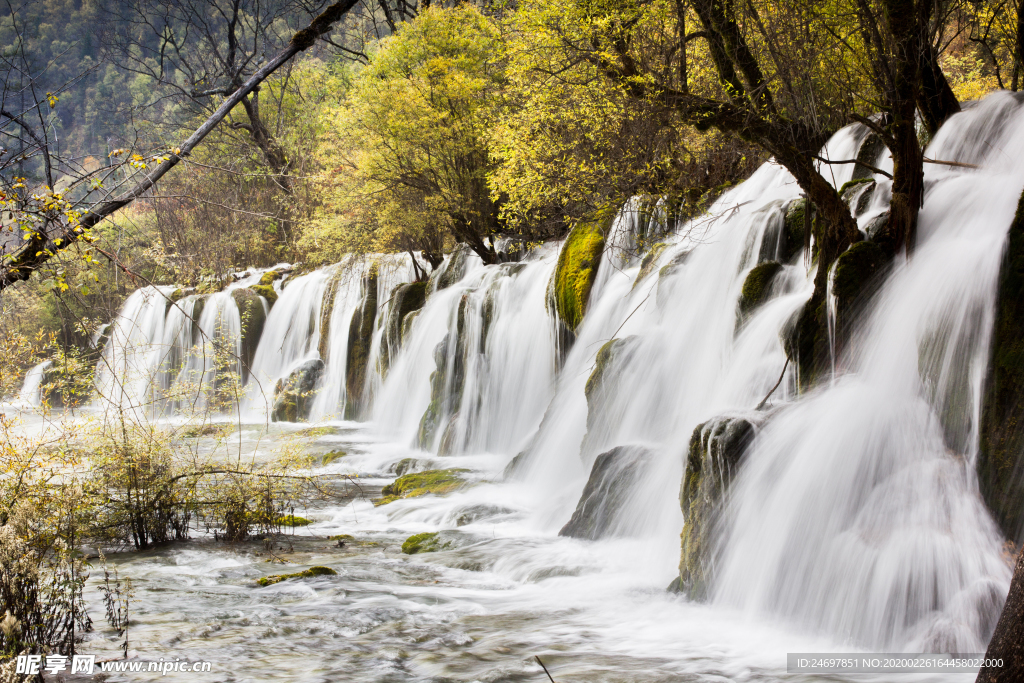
17 360 51 406
39 92 1024 669
713 93 1024 650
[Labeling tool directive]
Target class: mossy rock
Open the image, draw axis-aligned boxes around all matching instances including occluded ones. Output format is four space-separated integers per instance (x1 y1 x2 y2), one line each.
852 131 886 181
433 245 472 291
250 284 278 307
344 262 379 419
276 514 313 527
375 468 469 506
258 268 290 287
401 531 450 555
256 565 336 587
232 288 267 380
379 281 428 376
779 292 829 391
832 241 890 332
552 212 612 330
783 199 812 263
634 242 668 288
738 261 783 316
391 458 417 477
317 268 345 361
839 178 876 217
677 416 757 599
980 186 1024 543
321 450 347 466
271 359 325 422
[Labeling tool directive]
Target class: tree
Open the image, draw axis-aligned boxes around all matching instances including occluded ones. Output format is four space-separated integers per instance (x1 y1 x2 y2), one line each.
0 0 359 292
311 5 507 265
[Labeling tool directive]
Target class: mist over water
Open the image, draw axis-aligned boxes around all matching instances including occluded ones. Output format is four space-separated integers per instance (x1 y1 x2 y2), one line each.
22 92 1024 680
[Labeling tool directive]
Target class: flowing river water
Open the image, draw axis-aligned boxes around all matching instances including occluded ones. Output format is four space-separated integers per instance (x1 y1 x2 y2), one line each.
13 92 1024 682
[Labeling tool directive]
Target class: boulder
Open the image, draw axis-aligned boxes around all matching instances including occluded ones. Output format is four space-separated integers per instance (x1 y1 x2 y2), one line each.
676 415 757 599
559 445 653 540
271 359 325 422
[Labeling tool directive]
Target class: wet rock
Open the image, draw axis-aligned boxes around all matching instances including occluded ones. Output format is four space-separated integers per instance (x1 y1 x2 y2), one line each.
432 244 472 291
231 288 267 382
738 261 783 316
344 262 379 420
840 177 876 217
783 199 813 263
271 359 325 422
833 240 891 338
417 294 471 450
852 130 887 181
551 211 612 330
977 547 1024 683
980 187 1024 543
379 281 428 376
677 415 757 599
634 242 668 288
559 445 654 540
249 283 278 307
582 336 640 455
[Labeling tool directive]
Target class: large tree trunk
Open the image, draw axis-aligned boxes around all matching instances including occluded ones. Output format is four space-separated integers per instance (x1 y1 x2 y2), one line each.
977 547 1024 683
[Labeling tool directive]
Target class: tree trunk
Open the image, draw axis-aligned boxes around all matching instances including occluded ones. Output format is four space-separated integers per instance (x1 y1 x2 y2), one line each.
919 41 960 137
976 547 1024 683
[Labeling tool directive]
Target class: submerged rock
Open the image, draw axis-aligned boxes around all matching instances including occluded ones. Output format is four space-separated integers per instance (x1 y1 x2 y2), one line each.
559 445 654 540
256 566 336 587
552 211 611 331
377 468 469 506
634 242 668 288
980 187 1024 543
402 531 449 554
271 359 324 422
344 262 379 419
738 261 783 317
677 415 757 599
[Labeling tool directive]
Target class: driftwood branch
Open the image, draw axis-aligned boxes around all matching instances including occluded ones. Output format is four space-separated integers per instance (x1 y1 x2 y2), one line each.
0 0 358 290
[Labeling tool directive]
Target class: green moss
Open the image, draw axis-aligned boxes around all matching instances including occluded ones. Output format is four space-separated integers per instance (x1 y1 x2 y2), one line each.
321 450 347 465
401 531 449 554
256 565 336 587
783 199 811 263
839 178 876 217
980 186 1024 542
832 241 888 318
250 284 278 307
317 268 345 360
276 514 313 527
738 261 783 315
853 131 886 180
375 468 468 506
552 212 612 330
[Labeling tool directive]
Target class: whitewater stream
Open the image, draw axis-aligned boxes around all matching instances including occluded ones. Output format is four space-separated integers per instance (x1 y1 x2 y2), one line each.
13 92 1024 682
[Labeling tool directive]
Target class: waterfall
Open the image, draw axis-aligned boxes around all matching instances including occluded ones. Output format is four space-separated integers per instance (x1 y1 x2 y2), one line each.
49 91 1024 656
17 360 51 406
